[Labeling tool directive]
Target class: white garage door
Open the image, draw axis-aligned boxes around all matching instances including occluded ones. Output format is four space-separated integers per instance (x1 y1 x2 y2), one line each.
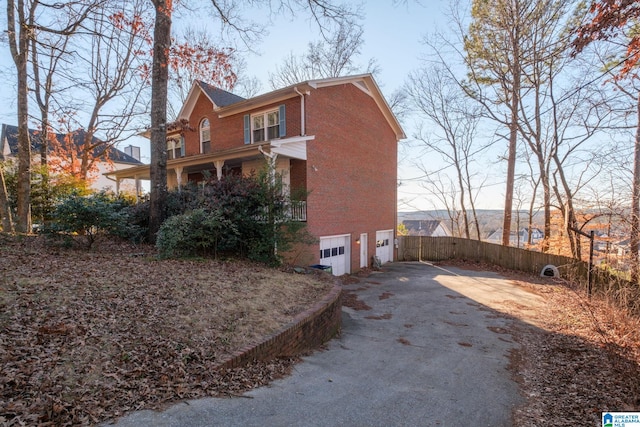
319 235 350 276
376 230 394 264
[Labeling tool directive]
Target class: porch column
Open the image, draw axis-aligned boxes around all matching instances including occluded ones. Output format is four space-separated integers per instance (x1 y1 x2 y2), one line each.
214 160 224 181
134 176 141 202
174 167 183 192
262 151 278 185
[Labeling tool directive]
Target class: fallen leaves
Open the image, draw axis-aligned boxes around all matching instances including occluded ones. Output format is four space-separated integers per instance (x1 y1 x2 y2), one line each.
489 268 640 425
0 235 332 426
438 260 640 426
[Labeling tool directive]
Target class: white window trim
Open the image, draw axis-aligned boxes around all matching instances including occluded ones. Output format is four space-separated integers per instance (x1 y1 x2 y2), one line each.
251 108 279 144
168 137 184 159
200 118 211 153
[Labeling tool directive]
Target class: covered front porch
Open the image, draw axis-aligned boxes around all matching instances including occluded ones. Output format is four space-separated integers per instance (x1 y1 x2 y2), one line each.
105 138 312 221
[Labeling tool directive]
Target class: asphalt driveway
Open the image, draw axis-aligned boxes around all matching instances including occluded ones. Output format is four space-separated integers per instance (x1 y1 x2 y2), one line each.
107 261 545 427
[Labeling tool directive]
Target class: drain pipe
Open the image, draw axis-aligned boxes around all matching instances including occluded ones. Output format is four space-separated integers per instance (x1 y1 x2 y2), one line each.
294 87 307 136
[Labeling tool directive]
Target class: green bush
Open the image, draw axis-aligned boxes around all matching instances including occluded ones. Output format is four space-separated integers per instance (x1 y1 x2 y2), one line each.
155 208 237 259
119 195 150 243
3 162 91 228
149 166 315 265
47 191 142 248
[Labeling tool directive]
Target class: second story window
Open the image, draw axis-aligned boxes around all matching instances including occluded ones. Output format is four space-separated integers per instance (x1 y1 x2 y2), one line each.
167 137 183 160
245 105 286 144
267 110 280 140
252 114 265 143
200 118 211 153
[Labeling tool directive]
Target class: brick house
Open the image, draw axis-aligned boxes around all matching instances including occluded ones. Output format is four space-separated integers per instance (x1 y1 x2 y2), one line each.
0 123 142 193
107 74 405 275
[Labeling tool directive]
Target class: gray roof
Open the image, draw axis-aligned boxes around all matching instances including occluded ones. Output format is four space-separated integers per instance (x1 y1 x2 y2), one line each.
0 123 142 164
196 81 245 107
403 220 448 236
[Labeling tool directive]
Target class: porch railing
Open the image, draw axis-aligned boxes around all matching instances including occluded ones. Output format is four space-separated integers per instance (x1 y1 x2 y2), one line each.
289 200 307 222
253 201 307 222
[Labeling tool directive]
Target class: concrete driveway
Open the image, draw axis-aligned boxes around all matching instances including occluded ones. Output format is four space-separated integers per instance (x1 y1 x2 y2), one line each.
108 261 545 427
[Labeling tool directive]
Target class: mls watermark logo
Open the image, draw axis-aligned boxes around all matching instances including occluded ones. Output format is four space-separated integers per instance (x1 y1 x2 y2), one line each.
604 413 613 427
603 412 640 426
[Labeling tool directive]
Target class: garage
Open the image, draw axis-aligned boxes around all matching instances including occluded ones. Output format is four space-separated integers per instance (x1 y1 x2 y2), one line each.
319 235 351 276
376 230 394 265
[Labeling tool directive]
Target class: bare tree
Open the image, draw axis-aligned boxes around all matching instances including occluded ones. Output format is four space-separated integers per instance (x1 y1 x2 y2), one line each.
464 0 528 246
148 0 172 240
268 19 376 89
406 65 488 239
167 26 241 117
7 0 36 233
519 145 543 247
30 17 72 170
63 0 151 181
419 173 464 237
6 0 100 232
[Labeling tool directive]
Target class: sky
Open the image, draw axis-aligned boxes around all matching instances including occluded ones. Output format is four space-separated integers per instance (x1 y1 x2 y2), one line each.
1 1 505 212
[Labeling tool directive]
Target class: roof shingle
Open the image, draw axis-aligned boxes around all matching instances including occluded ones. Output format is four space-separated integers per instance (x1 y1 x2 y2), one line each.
196 81 245 108
0 123 142 164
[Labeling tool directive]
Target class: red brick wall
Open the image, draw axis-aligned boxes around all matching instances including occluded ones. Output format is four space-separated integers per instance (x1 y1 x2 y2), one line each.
178 83 398 274
289 159 307 200
183 92 302 155
304 83 398 273
217 284 342 369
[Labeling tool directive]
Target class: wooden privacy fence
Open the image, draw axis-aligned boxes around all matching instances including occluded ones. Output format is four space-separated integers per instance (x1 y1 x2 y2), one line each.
397 236 640 314
398 236 587 281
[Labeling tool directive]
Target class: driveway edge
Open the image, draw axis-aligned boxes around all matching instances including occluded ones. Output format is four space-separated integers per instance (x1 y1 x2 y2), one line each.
217 282 343 370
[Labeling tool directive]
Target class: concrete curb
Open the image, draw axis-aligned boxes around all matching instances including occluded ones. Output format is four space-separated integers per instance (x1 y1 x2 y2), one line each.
216 282 343 370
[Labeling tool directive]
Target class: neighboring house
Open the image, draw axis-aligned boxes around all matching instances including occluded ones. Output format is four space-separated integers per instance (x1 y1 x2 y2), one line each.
612 238 636 257
107 74 405 275
521 227 544 245
0 123 142 193
402 220 451 237
485 227 544 248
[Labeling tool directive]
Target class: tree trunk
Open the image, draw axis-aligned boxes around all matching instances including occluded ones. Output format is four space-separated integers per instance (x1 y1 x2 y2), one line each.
148 0 171 242
502 26 521 247
16 71 31 233
456 165 470 239
0 166 14 232
502 101 519 246
7 0 32 233
553 160 581 260
630 91 640 283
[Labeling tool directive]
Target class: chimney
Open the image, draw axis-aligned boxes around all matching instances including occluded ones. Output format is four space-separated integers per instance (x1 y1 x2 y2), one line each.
124 145 140 161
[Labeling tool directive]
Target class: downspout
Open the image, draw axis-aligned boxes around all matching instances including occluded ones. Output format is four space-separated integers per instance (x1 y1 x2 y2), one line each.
294 87 307 136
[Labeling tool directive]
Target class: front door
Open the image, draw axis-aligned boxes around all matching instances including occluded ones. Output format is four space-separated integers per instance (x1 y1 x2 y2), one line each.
360 233 368 268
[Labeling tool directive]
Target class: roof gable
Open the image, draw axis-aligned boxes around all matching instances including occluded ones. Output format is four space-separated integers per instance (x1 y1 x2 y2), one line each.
178 80 245 120
215 74 406 141
0 123 142 164
403 220 449 236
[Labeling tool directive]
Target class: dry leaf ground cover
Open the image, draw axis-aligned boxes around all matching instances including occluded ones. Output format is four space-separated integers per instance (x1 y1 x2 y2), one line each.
0 234 333 426
507 274 640 426
439 261 640 426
